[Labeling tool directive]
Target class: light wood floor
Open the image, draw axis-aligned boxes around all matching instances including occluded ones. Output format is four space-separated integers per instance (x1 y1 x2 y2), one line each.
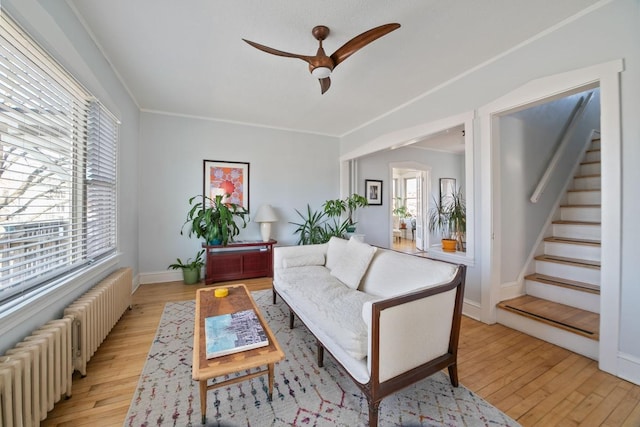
41 277 640 427
391 236 423 254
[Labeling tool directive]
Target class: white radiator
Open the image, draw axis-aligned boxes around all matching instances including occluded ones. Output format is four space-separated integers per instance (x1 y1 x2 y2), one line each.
0 317 73 426
0 267 132 426
64 267 132 376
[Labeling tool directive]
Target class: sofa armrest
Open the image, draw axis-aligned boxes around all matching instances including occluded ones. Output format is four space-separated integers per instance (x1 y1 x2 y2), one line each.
364 265 466 384
273 242 329 270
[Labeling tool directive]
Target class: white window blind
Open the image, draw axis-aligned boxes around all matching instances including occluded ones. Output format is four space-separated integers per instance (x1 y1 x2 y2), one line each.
87 100 118 260
0 12 118 305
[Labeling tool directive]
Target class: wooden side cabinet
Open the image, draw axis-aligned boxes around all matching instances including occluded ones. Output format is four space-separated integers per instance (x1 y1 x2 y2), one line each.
203 240 276 284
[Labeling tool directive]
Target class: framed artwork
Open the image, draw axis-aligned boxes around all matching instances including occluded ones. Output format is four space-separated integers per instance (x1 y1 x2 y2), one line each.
203 160 250 212
439 178 456 204
365 179 383 205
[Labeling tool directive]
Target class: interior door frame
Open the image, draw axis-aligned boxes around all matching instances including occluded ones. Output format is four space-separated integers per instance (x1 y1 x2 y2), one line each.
390 164 430 249
340 111 475 266
477 59 623 376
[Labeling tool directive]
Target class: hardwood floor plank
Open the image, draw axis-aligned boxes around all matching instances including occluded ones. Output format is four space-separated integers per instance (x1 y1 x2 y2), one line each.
580 386 637 427
620 398 640 427
533 397 580 427
517 358 597 425
39 278 640 426
602 387 640 426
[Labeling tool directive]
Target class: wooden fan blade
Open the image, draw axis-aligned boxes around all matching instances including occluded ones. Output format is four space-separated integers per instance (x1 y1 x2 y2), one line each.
242 39 312 64
319 77 331 94
330 23 400 68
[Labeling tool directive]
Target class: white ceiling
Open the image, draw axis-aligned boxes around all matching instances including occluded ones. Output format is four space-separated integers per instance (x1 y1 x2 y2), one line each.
68 0 600 138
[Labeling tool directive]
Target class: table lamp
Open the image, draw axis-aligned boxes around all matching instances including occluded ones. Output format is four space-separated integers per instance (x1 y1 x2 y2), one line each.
254 204 278 242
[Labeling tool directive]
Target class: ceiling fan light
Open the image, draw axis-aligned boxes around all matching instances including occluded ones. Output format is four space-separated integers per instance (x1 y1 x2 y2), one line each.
311 66 331 79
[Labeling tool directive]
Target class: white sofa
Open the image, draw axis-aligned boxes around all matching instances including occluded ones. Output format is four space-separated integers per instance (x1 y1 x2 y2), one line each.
272 237 467 427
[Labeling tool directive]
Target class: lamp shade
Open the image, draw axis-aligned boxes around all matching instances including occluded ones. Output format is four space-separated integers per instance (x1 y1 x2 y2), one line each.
254 204 277 242
254 204 278 223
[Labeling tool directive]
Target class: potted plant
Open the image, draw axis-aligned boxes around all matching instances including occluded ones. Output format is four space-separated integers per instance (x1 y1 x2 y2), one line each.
392 199 412 229
323 193 368 233
181 194 248 246
428 187 466 252
168 249 205 284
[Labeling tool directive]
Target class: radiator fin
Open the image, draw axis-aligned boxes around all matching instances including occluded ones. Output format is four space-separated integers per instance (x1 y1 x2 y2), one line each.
64 267 132 376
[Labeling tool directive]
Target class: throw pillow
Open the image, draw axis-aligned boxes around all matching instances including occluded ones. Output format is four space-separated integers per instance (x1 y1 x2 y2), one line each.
330 238 377 289
282 253 325 268
325 236 348 271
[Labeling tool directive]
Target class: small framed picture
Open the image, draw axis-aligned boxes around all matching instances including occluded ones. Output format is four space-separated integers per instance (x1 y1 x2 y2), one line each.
365 179 383 206
203 160 250 212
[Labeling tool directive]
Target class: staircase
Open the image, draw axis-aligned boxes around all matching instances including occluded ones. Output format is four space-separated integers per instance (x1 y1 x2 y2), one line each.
497 137 601 360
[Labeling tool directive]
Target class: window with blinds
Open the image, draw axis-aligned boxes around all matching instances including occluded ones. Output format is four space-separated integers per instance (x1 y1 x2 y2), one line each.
0 12 118 306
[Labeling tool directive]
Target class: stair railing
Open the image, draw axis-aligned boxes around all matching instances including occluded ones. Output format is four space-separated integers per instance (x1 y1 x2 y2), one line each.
530 91 594 203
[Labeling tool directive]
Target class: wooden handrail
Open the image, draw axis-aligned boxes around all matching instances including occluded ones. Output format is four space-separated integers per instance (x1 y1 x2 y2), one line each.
530 91 594 203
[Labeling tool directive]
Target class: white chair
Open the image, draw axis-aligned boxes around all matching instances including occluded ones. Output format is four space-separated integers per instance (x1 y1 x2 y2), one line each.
392 216 402 243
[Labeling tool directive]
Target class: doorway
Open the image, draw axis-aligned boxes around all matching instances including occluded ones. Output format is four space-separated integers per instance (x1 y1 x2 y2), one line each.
478 60 622 374
391 166 427 254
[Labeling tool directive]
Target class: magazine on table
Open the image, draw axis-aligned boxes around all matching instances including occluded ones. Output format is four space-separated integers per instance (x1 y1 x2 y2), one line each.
204 309 268 358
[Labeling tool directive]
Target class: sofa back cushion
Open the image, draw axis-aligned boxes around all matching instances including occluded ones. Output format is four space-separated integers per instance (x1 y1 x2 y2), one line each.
282 253 325 268
360 249 457 297
330 238 377 289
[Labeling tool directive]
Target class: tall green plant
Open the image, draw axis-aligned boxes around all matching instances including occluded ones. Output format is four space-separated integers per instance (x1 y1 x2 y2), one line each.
447 187 466 249
290 204 328 245
323 194 368 229
428 186 466 251
181 194 248 246
291 194 368 245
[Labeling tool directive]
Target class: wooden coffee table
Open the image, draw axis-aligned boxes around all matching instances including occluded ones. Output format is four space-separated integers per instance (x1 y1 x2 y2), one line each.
192 284 284 424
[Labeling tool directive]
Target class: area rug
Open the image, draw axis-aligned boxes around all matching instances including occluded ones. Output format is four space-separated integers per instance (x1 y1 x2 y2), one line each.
124 290 520 427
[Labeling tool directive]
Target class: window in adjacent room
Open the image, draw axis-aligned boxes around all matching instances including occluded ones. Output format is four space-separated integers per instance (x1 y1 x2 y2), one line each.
404 177 417 216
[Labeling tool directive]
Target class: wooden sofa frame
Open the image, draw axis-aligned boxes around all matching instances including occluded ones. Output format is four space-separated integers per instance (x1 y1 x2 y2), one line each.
273 264 466 427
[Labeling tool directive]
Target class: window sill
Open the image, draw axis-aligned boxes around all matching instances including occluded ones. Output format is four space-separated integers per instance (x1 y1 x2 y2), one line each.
427 245 475 266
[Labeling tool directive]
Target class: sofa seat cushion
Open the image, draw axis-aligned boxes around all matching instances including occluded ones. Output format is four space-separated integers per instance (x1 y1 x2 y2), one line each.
275 266 378 360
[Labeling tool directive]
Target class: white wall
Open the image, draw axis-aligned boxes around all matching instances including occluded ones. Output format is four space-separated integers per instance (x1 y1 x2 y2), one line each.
138 112 340 279
339 0 640 369
1 0 140 352
499 91 600 282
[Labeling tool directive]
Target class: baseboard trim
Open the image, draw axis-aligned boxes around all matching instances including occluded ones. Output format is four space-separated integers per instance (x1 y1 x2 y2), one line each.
463 298 481 321
139 270 182 284
500 280 524 301
618 352 640 386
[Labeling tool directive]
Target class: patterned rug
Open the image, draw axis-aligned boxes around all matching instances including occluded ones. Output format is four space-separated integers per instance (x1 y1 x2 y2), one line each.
124 290 520 427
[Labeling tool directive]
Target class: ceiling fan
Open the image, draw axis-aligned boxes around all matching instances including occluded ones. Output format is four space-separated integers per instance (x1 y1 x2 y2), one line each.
242 23 401 94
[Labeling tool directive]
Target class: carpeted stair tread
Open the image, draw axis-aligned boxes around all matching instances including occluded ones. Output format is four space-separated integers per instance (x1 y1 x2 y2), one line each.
525 273 600 294
535 254 600 269
498 295 599 340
